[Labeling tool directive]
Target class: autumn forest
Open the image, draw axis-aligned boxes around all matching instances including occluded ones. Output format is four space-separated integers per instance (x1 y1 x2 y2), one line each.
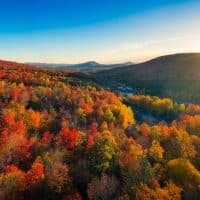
0 60 199 200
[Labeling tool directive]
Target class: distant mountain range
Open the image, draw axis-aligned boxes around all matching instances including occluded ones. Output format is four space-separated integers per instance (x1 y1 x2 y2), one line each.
93 53 200 103
27 61 134 71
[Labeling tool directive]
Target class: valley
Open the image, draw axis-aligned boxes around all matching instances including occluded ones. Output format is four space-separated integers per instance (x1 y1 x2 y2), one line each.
92 53 200 103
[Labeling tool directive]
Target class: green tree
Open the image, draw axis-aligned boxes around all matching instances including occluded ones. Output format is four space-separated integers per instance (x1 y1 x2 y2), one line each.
87 136 119 174
168 158 200 187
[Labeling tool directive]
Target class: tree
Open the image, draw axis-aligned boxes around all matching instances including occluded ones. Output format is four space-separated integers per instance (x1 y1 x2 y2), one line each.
149 140 164 162
104 109 115 123
87 136 119 174
0 120 35 166
0 165 26 199
133 182 182 200
26 109 41 130
167 158 200 187
86 135 94 149
40 132 53 146
67 190 82 200
45 162 71 194
11 87 20 101
87 174 119 200
26 158 44 187
57 128 78 150
180 114 200 135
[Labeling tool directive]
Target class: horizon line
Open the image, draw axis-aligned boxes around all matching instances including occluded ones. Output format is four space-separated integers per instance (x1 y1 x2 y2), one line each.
1 51 200 66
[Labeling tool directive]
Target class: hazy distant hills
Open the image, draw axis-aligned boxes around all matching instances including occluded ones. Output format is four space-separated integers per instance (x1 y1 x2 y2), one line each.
27 61 134 71
93 53 200 102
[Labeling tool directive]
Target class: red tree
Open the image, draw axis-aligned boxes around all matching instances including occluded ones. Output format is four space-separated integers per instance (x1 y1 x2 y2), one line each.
57 128 78 150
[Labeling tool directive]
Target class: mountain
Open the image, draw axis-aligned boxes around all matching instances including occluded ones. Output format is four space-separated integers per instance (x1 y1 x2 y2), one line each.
92 53 200 103
27 61 134 71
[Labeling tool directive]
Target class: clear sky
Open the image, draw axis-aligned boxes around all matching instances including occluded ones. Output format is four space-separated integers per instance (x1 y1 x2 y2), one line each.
0 0 200 63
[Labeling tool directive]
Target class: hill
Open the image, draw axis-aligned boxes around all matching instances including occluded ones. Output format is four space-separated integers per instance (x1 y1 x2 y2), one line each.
93 53 200 103
27 61 133 71
0 59 94 86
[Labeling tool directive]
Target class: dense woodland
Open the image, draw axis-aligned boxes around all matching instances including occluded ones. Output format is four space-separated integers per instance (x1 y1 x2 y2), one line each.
0 60 200 200
93 53 200 103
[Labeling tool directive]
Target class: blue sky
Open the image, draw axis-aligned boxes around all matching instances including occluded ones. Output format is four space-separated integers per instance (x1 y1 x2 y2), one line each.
0 0 200 63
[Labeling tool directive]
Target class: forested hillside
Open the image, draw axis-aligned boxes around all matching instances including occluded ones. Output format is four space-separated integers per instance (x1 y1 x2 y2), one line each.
0 60 200 199
93 53 200 103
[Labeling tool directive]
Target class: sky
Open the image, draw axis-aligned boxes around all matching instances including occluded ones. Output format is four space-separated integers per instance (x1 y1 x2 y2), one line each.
0 0 200 63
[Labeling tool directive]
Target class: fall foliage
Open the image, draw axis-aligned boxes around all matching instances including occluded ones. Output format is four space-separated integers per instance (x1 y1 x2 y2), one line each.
0 60 200 199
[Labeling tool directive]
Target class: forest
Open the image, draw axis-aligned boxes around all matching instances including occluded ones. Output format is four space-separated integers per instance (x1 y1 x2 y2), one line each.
0 60 200 200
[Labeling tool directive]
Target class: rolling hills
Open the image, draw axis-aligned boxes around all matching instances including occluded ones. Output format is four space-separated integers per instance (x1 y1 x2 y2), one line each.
2 53 200 103
93 53 200 103
27 61 133 71
0 60 94 87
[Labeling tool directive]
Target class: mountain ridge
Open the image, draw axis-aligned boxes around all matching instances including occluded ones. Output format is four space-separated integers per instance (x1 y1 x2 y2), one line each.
26 61 134 71
92 53 200 102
